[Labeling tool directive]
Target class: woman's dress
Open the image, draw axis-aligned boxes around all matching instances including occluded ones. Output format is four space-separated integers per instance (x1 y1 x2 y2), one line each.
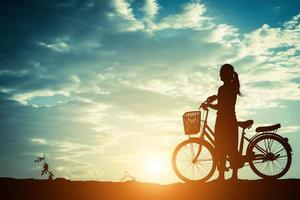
215 83 239 170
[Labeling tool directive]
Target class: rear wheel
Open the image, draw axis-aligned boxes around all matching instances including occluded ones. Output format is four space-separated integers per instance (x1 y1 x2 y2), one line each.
247 134 292 179
172 139 216 182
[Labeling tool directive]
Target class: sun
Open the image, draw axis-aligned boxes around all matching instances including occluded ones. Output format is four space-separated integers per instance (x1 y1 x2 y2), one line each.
146 155 163 177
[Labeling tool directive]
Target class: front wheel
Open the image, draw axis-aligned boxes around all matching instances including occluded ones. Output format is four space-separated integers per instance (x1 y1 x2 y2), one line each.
247 134 292 179
172 138 216 183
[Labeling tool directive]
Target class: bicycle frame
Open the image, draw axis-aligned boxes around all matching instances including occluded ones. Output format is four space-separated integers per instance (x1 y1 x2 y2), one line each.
192 108 253 164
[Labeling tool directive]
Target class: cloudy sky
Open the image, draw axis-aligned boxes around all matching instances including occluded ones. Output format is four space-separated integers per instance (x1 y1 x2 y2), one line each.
0 0 300 183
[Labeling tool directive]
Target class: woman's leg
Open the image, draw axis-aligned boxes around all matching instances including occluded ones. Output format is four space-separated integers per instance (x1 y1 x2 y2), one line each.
228 124 239 179
215 115 227 180
231 168 238 179
215 132 226 180
217 152 226 180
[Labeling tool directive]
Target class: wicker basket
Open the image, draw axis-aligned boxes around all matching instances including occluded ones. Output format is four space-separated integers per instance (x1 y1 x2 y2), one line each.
183 111 201 135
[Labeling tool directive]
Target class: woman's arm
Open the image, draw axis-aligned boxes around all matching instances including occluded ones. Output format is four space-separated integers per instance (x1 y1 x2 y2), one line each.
206 95 217 103
207 103 219 110
205 94 218 110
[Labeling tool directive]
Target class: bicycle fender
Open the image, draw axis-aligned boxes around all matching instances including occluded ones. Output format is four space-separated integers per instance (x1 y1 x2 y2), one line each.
186 138 213 146
284 137 292 152
248 133 292 152
249 132 277 143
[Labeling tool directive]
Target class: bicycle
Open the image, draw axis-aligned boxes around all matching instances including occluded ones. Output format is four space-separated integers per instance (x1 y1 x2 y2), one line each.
172 101 293 182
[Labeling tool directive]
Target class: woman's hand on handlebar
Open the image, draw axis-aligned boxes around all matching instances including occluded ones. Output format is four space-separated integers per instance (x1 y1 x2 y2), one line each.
200 102 209 110
200 95 217 110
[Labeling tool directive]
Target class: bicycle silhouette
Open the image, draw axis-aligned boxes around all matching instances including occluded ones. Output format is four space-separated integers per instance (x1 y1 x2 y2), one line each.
172 100 293 182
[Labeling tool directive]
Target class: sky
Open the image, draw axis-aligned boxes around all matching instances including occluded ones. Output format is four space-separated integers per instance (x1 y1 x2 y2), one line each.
0 0 300 184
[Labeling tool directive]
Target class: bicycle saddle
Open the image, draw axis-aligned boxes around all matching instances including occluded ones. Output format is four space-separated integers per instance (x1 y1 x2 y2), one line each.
237 120 254 129
255 124 281 132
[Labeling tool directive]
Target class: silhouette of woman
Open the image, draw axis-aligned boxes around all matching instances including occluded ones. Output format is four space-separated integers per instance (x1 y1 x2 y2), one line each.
205 64 241 180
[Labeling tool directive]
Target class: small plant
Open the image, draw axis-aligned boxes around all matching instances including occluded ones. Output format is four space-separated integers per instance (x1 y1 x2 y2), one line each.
34 154 54 180
120 171 137 182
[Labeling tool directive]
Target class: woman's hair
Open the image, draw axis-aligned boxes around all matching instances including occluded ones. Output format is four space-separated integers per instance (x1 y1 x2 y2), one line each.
221 64 242 96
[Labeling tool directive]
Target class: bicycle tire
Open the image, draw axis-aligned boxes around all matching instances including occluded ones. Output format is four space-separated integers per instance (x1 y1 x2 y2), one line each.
172 138 216 182
247 134 292 179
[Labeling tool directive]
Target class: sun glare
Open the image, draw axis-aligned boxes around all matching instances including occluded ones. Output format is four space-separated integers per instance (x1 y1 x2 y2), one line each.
146 156 164 177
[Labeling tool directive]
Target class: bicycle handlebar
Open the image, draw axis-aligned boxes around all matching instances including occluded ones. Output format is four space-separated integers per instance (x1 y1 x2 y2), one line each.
199 101 209 110
199 95 217 110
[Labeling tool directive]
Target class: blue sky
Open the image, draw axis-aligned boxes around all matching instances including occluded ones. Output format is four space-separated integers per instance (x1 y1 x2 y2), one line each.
0 0 300 183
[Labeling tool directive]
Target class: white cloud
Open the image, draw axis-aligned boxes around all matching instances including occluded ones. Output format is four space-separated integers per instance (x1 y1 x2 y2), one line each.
10 74 82 106
11 90 70 105
0 69 28 76
53 157 103 180
143 0 159 20
209 24 240 46
38 41 70 52
136 72 218 102
118 11 300 122
109 1 209 32
281 126 300 133
241 14 300 58
241 24 283 57
30 138 47 145
229 14 300 114
104 6 300 124
284 13 300 29
71 75 81 84
52 141 100 157
111 0 135 20
155 3 208 31
110 0 144 31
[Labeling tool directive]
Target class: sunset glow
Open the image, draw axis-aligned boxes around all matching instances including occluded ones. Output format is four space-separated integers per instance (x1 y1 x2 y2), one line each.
146 156 164 177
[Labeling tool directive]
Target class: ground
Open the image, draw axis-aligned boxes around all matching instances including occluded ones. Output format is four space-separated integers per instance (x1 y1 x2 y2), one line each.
1 178 299 200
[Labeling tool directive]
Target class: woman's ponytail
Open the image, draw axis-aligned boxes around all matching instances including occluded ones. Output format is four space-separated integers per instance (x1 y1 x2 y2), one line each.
233 71 242 96
220 63 242 96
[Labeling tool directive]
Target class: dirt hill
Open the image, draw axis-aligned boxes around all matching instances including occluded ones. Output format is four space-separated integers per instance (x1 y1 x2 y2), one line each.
1 178 299 200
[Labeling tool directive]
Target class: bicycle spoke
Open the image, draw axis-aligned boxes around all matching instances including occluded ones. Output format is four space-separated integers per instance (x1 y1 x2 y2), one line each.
276 161 285 171
264 139 268 153
274 147 285 156
249 136 291 178
267 138 271 153
181 148 192 159
273 160 283 171
253 160 265 164
269 138 275 152
190 143 196 158
253 142 268 155
258 162 267 172
183 164 192 177
202 149 210 157
276 157 287 167
174 141 215 181
271 140 280 154
197 158 213 162
198 163 209 175
267 162 272 176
